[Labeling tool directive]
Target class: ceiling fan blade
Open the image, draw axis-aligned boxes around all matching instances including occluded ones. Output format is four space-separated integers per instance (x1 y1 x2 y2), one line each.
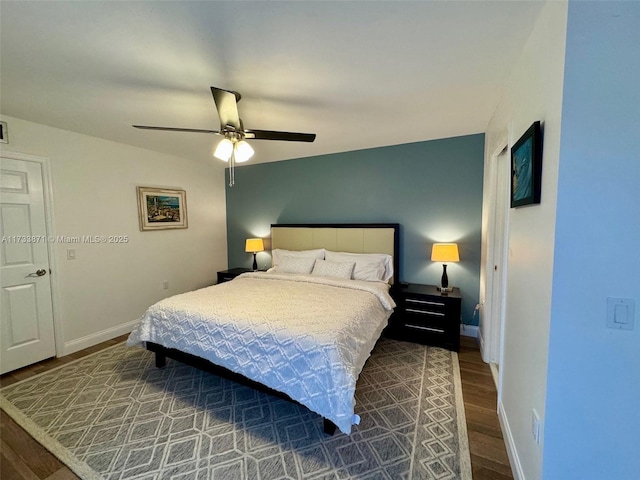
133 125 220 134
244 129 316 142
211 87 242 130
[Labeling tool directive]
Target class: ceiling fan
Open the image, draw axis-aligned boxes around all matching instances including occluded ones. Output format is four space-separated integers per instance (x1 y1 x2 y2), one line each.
133 86 316 186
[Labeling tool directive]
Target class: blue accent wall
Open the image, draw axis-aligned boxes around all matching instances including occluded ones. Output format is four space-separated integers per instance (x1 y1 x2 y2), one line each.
225 133 485 326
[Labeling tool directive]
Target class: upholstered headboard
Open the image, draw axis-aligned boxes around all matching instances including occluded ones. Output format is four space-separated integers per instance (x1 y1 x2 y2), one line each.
270 223 400 285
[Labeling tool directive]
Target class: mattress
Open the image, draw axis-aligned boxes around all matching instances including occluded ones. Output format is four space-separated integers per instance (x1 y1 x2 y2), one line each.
127 272 395 434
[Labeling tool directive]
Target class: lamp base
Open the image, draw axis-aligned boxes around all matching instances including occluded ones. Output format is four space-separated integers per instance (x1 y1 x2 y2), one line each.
440 264 450 295
252 253 258 271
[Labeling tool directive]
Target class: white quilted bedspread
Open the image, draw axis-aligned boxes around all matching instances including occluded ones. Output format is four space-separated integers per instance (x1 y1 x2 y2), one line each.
127 273 395 434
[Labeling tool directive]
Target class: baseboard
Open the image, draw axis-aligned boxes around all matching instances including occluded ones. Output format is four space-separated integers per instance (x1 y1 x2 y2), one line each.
460 324 478 338
61 319 138 356
498 400 525 480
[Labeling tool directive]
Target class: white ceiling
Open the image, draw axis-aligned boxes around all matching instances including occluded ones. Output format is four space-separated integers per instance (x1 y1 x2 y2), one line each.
0 1 545 166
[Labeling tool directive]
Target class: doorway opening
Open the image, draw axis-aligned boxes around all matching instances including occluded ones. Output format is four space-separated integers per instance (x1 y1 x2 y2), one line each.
482 142 510 389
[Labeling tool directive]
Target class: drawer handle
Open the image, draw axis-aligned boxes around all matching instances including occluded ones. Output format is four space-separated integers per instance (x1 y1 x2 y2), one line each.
222 277 234 281
406 299 445 307
406 325 446 334
406 308 445 316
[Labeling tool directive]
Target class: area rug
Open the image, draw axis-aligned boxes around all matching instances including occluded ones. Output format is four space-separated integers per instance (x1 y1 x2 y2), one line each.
1 338 471 480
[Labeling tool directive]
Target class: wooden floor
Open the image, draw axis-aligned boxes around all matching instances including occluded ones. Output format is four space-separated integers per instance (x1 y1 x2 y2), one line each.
458 336 514 480
1 335 513 480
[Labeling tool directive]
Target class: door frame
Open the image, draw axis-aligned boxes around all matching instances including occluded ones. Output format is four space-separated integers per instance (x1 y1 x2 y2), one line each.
481 136 510 392
1 150 63 356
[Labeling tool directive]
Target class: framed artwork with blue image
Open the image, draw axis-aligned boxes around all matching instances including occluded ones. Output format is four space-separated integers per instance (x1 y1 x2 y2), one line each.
511 121 542 208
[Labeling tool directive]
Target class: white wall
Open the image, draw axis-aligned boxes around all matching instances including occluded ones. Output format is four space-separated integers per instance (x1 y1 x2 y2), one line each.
0 115 228 354
543 2 640 479
482 2 568 479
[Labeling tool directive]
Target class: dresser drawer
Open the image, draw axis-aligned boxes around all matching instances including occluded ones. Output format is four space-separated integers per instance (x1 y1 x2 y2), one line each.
217 268 253 284
404 308 450 328
404 297 447 314
403 319 448 335
217 273 237 283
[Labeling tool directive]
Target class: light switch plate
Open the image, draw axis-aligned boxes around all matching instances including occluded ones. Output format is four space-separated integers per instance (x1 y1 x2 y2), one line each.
607 297 635 330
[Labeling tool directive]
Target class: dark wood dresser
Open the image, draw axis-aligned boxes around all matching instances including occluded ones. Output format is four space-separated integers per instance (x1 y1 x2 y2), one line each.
388 284 462 351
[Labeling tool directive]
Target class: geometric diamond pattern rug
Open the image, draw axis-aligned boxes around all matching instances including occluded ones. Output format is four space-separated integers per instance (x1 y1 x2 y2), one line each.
1 338 471 480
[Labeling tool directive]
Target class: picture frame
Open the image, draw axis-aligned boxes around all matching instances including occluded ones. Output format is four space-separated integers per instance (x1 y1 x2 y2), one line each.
137 186 188 231
511 121 542 208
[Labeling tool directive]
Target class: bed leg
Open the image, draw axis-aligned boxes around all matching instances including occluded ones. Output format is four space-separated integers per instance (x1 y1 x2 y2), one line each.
323 419 337 436
155 352 167 369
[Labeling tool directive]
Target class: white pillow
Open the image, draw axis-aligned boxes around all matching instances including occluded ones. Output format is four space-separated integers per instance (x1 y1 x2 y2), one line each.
272 248 325 267
311 259 355 279
325 251 393 282
270 255 317 274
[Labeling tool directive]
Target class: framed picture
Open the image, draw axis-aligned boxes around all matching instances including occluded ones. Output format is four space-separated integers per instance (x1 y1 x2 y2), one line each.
137 187 188 231
511 121 542 208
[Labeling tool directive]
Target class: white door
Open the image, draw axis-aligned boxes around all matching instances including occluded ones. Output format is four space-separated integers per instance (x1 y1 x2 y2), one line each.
0 156 56 374
488 147 510 369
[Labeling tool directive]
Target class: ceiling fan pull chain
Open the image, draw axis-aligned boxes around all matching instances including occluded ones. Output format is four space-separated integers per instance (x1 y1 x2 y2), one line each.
229 150 235 187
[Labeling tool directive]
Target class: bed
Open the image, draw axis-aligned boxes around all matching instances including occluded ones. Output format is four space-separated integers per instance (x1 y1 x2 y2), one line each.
127 223 400 435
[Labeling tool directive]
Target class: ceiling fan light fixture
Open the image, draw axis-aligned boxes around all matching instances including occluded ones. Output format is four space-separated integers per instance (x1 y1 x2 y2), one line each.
234 140 254 163
213 138 233 161
134 87 315 186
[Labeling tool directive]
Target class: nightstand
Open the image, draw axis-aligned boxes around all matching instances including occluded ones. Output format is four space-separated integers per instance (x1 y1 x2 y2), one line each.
217 268 254 284
388 284 462 351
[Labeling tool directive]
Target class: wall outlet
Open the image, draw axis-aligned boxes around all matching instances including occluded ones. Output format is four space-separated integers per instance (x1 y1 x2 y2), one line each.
162 280 169 290
532 409 541 444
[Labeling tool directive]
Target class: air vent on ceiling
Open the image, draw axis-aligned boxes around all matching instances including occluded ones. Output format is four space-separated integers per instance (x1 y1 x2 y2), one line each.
0 121 8 143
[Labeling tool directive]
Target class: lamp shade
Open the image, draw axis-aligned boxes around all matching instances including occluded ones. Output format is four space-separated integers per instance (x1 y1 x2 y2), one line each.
245 238 264 253
431 243 460 262
234 140 255 163
213 138 233 161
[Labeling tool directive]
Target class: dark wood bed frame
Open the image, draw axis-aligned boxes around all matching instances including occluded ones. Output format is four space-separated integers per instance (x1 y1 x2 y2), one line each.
146 223 400 436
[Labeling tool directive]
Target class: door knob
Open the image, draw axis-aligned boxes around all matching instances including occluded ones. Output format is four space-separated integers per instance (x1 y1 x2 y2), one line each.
29 269 47 277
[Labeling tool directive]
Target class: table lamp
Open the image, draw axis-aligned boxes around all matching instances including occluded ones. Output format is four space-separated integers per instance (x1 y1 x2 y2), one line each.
245 238 264 271
431 243 459 293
